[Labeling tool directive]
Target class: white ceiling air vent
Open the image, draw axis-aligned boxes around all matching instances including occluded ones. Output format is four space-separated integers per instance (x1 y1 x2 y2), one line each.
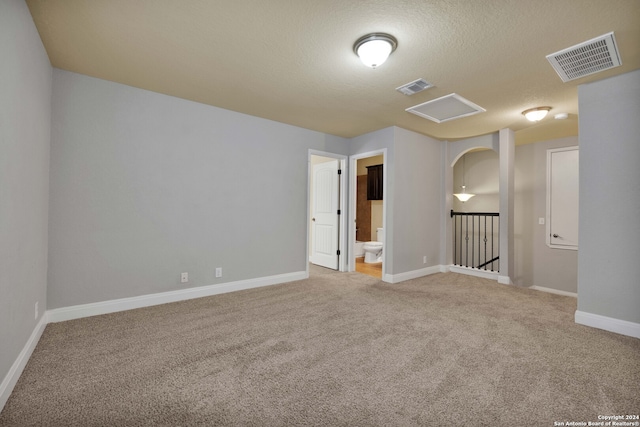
546 32 622 82
406 93 486 123
396 78 433 95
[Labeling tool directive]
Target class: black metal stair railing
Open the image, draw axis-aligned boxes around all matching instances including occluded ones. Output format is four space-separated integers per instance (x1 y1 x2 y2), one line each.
451 210 500 272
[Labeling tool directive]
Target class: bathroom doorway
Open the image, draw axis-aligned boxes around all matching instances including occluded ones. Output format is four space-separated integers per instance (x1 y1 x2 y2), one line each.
349 150 386 279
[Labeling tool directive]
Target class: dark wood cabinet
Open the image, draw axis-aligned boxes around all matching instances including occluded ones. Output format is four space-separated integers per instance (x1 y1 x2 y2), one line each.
366 164 383 200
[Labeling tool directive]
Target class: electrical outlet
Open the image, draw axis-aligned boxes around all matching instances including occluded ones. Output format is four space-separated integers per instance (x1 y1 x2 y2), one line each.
423 256 427 264
215 267 222 278
35 302 39 320
181 272 188 283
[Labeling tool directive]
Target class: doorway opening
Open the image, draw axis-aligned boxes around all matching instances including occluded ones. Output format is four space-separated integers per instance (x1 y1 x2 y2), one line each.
308 151 347 274
450 148 500 276
349 150 386 279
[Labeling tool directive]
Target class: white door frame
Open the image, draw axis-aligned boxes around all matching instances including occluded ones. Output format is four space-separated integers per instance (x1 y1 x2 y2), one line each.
307 150 348 274
546 146 579 250
348 149 387 279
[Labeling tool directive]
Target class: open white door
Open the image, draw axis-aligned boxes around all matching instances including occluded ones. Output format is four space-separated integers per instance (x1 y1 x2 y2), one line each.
310 160 339 269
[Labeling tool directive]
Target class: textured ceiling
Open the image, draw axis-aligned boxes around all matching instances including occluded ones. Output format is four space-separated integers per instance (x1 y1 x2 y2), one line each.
26 0 640 144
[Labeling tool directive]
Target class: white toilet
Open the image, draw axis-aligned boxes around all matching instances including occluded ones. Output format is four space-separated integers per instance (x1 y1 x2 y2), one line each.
363 228 384 263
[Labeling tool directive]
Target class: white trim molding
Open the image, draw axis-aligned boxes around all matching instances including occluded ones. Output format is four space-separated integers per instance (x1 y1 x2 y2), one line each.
383 265 442 284
529 286 577 298
449 265 501 281
497 275 513 285
48 271 307 323
0 314 48 411
348 148 387 277
575 310 640 339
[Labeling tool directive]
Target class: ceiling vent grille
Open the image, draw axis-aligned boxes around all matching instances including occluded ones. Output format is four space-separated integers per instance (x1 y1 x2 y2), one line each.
396 78 433 95
546 32 621 82
406 93 486 123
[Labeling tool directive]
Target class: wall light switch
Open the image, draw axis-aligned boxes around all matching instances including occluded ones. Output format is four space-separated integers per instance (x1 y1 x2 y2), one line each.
215 268 222 278
538 218 545 225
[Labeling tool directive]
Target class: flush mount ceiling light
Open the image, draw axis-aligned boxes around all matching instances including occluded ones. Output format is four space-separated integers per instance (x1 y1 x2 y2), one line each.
522 107 551 122
353 33 397 68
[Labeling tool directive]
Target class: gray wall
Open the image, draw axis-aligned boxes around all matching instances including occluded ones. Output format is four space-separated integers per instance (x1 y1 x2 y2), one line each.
48 70 348 309
515 137 578 292
578 70 640 324
0 0 51 387
392 127 443 273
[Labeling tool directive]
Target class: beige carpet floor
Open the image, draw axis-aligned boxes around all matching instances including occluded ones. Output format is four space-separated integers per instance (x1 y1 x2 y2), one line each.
1 268 639 426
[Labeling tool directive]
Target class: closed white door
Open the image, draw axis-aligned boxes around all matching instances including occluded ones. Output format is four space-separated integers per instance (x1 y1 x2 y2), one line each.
548 147 579 249
310 160 339 269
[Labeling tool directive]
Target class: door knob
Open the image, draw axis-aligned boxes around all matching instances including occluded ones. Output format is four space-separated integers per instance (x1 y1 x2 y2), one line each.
553 234 559 238
312 218 315 222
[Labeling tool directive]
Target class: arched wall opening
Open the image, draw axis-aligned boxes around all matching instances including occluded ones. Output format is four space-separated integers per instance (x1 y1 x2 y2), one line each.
443 130 514 284
452 149 500 212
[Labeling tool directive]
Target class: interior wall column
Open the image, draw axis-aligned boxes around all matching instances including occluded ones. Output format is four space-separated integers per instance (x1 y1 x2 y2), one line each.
440 140 453 267
498 128 515 284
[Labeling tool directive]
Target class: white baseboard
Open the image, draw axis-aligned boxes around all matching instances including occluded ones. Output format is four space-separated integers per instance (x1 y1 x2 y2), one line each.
449 265 501 281
529 286 577 298
47 271 307 323
0 314 48 412
383 265 442 284
2 271 307 413
575 310 640 339
497 275 513 285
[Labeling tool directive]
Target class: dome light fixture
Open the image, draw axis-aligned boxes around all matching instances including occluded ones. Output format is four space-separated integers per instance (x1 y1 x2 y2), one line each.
522 107 552 122
353 33 397 68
